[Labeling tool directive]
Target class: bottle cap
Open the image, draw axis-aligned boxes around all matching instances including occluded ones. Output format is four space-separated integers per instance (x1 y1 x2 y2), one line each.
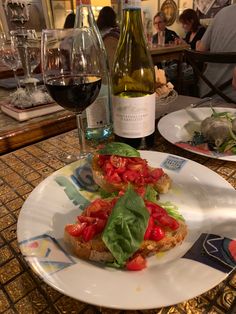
123 0 141 9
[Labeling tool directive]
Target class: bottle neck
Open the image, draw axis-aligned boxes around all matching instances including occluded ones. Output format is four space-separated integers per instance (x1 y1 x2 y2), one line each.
76 0 91 5
75 0 93 28
123 0 141 9
121 6 144 39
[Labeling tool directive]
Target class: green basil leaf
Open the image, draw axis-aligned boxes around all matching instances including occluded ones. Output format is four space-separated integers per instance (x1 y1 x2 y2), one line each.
102 187 149 267
98 188 118 199
98 142 140 157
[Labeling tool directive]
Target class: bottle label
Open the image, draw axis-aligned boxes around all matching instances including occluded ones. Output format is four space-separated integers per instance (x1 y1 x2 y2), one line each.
123 0 141 9
86 96 109 128
113 93 155 138
76 0 91 5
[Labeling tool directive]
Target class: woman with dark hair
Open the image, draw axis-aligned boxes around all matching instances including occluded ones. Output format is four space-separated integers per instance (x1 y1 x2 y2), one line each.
96 6 120 69
96 6 119 38
179 9 206 50
63 12 75 29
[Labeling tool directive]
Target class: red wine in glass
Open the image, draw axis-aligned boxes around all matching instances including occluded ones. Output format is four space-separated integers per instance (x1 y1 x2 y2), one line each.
45 75 101 113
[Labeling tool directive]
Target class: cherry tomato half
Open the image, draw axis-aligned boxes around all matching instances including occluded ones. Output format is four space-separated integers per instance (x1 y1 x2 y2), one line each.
65 223 87 237
126 254 147 271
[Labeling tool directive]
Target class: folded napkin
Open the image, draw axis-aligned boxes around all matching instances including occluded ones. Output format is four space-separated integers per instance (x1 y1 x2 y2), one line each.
0 73 43 89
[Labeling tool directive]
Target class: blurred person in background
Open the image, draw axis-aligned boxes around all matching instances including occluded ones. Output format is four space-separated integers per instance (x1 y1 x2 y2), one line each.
233 67 236 90
152 12 179 45
196 4 236 102
96 6 120 38
178 9 206 50
63 12 75 29
96 6 120 70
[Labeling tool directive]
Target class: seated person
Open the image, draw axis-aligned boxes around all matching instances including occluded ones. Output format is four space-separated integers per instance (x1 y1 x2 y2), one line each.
233 67 236 90
196 3 236 103
96 6 120 70
179 9 206 50
97 6 120 38
152 12 179 45
64 12 75 28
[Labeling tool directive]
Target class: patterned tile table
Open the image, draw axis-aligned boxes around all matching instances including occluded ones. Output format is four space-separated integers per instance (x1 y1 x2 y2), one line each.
0 130 235 314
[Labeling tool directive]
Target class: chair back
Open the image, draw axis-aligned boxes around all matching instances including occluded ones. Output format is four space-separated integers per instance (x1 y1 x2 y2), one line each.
184 49 236 104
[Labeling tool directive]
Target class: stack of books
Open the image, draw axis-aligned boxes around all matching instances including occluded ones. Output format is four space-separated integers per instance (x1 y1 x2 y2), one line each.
1 102 64 122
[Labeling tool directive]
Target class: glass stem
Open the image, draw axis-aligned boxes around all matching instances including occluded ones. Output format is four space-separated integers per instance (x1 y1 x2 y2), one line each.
13 70 20 88
76 113 87 156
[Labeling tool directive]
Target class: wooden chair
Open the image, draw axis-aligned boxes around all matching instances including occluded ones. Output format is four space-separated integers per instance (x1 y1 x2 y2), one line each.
102 30 120 72
184 49 236 104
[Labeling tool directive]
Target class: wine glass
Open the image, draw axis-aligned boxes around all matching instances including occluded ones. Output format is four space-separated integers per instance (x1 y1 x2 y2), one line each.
10 29 40 81
41 28 102 159
0 32 21 88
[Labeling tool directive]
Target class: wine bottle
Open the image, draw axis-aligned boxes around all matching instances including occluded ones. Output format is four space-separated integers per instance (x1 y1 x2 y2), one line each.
74 0 112 145
112 0 156 149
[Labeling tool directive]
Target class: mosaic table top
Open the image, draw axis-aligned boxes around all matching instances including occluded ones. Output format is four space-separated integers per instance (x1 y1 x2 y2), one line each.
0 130 235 314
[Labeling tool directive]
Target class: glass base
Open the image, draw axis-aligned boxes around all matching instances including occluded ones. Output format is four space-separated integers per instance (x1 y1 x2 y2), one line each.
62 152 93 165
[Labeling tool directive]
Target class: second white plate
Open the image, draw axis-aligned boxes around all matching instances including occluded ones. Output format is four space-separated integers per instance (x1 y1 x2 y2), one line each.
158 107 236 161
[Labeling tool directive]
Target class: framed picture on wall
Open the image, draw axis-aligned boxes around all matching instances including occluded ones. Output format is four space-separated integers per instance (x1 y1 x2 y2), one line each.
179 0 193 14
193 0 232 18
0 0 51 35
159 0 178 26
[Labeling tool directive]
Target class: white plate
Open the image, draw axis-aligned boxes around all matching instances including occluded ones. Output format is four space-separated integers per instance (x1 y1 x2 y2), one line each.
17 152 236 310
158 107 236 161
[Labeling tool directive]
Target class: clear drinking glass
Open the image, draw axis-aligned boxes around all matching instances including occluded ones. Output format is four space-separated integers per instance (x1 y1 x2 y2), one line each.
10 29 40 80
41 28 102 159
0 32 21 88
158 31 165 46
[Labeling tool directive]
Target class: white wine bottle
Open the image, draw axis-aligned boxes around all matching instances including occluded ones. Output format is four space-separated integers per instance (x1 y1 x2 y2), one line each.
112 0 156 149
74 0 112 145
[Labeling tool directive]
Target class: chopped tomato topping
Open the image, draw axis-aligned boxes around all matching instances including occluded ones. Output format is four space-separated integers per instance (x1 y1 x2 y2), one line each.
106 172 122 184
84 199 112 216
144 201 180 241
150 226 165 241
159 215 179 230
77 216 96 224
110 155 127 168
144 216 155 240
97 154 108 167
104 162 114 177
126 254 147 271
150 168 164 180
127 163 144 172
67 198 115 241
135 186 146 198
145 201 167 217
229 240 236 261
65 223 87 237
94 219 107 233
122 170 139 183
98 154 164 187
82 225 96 242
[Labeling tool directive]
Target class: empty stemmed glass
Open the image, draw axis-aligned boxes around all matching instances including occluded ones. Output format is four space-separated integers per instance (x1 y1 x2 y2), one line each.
10 29 40 86
41 28 102 159
0 32 21 88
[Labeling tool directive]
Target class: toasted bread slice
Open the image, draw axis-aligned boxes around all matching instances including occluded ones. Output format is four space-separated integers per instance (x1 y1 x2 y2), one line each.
64 220 187 263
91 155 171 194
